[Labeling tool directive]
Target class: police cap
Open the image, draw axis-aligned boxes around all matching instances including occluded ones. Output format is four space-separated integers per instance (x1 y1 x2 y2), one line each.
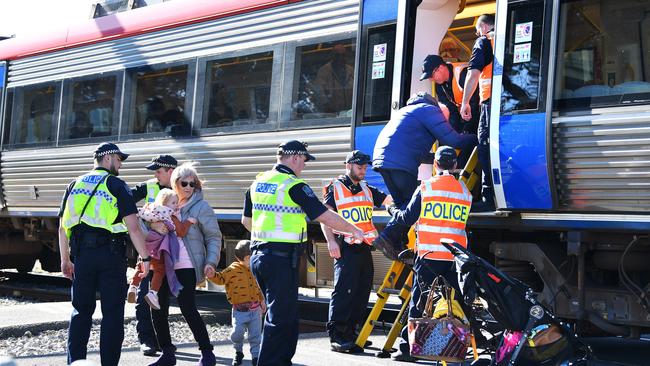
419 54 445 81
93 142 129 161
345 150 371 165
146 155 178 170
435 145 457 170
277 140 315 161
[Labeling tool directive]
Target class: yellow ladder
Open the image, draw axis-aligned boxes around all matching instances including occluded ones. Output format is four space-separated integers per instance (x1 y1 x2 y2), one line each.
355 146 480 358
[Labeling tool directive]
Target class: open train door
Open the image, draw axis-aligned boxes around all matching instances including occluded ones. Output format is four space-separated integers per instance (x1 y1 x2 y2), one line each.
490 0 557 210
352 0 474 190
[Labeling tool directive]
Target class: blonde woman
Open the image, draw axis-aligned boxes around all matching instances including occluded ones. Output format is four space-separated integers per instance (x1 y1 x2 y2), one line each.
149 163 221 366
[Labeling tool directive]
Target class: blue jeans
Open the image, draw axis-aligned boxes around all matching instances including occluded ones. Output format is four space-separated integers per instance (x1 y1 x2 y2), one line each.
250 244 301 366
68 243 127 366
231 307 263 357
375 168 419 248
135 273 157 347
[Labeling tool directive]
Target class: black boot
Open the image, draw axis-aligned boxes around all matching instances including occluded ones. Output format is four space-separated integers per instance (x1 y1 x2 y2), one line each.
372 234 400 261
231 351 244 366
148 346 176 366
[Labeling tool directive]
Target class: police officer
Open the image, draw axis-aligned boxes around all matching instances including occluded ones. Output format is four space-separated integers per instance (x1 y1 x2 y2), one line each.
460 14 495 212
58 142 152 366
241 140 365 366
321 150 390 353
388 146 473 362
130 154 178 356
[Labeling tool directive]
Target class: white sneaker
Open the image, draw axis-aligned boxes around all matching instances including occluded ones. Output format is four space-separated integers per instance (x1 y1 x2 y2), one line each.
145 290 160 310
127 285 138 303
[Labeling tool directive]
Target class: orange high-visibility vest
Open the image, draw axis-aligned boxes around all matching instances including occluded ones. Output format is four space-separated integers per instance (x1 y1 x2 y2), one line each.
450 62 469 106
478 35 495 103
417 174 472 261
332 179 378 245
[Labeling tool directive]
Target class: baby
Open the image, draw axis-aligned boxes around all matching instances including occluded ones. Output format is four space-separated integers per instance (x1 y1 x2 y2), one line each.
127 188 196 309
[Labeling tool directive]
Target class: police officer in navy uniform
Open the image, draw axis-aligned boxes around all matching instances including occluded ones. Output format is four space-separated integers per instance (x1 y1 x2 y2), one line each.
130 154 178 356
322 150 390 353
58 142 152 366
241 140 365 366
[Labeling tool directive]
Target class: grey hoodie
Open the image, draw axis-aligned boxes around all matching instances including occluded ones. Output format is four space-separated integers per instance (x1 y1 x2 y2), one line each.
178 190 222 283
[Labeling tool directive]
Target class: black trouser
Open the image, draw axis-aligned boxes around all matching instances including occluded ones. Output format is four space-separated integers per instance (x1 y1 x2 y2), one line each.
250 243 303 366
136 273 157 347
375 168 420 248
327 238 374 338
67 233 127 366
151 268 213 350
398 259 461 355
478 100 493 201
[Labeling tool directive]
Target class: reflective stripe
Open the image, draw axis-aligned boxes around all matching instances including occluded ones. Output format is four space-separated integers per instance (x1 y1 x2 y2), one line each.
416 244 453 253
251 230 304 242
146 179 158 203
418 225 468 236
275 176 295 235
252 203 304 214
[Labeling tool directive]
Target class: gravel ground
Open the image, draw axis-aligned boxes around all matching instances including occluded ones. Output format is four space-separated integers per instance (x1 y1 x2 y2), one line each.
0 319 232 358
0 296 37 306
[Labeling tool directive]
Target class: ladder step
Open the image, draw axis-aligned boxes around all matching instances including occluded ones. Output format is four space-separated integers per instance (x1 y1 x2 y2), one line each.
381 288 403 295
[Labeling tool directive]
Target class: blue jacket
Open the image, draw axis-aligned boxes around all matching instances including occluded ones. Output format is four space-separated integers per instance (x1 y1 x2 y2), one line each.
372 94 477 175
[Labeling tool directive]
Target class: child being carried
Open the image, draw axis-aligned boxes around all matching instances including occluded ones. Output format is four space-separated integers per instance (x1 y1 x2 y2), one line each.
127 188 197 309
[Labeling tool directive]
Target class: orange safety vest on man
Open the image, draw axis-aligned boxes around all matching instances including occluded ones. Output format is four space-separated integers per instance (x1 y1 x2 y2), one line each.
416 174 472 261
450 62 469 106
478 35 495 103
332 179 378 245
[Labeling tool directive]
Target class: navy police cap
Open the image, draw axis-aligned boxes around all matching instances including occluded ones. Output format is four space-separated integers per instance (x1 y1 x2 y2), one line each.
419 54 445 81
345 150 371 165
93 142 129 161
146 155 178 170
277 140 315 161
435 145 457 169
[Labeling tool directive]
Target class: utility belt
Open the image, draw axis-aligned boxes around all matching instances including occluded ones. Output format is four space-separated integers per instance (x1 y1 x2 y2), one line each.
251 242 304 269
334 234 374 251
70 230 127 258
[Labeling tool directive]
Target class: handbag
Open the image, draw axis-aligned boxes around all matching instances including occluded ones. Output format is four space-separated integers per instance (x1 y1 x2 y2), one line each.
408 276 471 362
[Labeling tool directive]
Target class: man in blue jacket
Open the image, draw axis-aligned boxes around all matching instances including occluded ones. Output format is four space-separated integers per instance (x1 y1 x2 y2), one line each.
372 92 477 260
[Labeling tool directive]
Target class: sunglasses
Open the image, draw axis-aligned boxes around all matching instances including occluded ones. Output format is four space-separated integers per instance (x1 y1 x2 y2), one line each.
180 181 196 188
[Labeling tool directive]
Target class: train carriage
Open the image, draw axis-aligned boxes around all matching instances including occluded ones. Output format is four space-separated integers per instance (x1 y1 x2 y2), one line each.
1 0 649 336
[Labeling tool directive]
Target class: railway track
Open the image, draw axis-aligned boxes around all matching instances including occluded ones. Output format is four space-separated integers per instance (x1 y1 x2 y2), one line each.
0 271 71 302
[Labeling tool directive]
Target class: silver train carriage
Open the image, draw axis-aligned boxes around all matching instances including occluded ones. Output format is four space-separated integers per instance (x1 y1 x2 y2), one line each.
0 0 649 335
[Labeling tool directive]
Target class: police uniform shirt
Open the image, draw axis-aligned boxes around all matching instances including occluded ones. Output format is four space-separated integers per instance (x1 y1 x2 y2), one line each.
323 175 387 212
243 164 328 222
131 181 169 203
468 36 493 74
58 167 138 235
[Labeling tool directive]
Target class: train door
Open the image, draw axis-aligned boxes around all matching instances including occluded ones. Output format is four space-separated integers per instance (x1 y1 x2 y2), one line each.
490 0 556 210
353 0 496 191
0 61 5 208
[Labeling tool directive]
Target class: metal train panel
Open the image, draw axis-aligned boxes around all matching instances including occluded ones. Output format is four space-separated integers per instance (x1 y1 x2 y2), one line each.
0 126 351 215
6 0 359 87
553 108 650 212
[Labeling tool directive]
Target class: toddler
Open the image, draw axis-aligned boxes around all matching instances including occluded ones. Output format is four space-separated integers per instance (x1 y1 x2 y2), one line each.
208 240 264 366
127 188 196 309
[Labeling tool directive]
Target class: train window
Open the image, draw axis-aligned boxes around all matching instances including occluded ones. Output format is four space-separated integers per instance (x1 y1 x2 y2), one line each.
127 65 190 137
60 75 119 142
9 82 59 147
290 38 356 123
554 0 650 110
501 0 545 114
203 51 273 130
360 24 396 124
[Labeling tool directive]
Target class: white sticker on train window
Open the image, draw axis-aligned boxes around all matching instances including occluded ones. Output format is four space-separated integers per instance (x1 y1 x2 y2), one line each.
373 43 387 62
513 43 531 63
372 62 386 79
515 22 533 43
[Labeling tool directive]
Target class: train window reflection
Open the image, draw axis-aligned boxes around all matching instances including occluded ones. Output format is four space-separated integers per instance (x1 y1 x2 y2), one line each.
61 76 118 141
3 90 13 147
291 39 356 121
554 0 650 110
203 51 273 129
11 83 58 146
129 65 190 137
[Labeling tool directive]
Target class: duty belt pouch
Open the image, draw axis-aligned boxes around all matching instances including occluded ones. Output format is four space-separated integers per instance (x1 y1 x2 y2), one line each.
109 236 127 257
